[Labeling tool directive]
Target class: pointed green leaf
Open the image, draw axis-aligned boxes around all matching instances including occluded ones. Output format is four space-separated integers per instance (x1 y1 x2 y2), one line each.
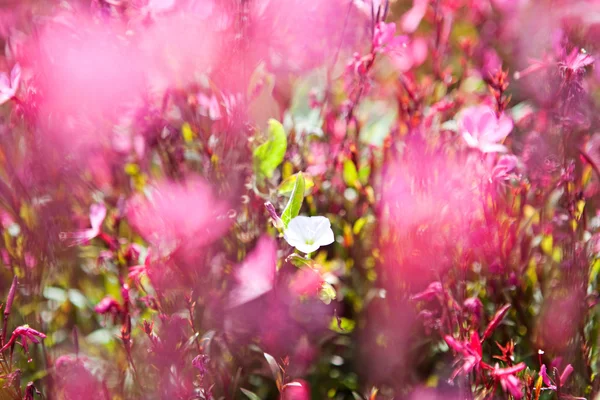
278 172 314 195
343 159 359 188
253 119 287 178
281 172 305 228
241 388 262 400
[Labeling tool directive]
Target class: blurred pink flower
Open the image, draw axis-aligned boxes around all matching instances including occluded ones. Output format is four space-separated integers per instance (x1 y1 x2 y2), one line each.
540 363 574 391
373 22 408 54
492 363 525 399
94 296 122 316
444 332 483 379
459 105 513 153
126 178 229 252
228 236 277 308
0 63 20 105
60 203 107 247
288 267 324 298
401 0 429 33
197 93 222 120
559 48 594 79
491 154 518 181
280 380 310 400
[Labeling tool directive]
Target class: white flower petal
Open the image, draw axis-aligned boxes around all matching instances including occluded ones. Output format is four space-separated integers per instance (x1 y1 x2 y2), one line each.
284 216 334 254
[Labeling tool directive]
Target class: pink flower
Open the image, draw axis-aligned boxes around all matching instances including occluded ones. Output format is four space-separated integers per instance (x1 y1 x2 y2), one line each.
373 22 408 54
197 93 222 120
540 363 574 391
559 49 593 79
459 105 513 153
289 267 324 298
491 363 525 399
1 325 46 355
94 296 122 317
0 63 21 105
401 0 429 33
126 178 229 252
60 203 107 246
444 332 483 379
492 154 518 181
280 380 310 400
228 236 277 308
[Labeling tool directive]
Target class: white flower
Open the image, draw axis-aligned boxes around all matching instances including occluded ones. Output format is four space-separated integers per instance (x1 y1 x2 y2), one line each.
284 216 334 254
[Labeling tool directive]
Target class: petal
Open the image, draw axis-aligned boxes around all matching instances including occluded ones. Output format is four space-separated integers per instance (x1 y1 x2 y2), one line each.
10 64 21 90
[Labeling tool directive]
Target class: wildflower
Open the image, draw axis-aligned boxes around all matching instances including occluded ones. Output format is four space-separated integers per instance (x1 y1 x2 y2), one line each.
197 93 222 120
192 354 209 377
482 304 511 341
444 332 484 379
126 178 229 252
559 49 593 80
94 296 122 317
228 236 277 308
281 379 311 400
373 22 408 54
401 0 429 33
283 216 335 254
491 363 525 399
60 203 106 246
410 281 443 302
0 63 20 105
491 154 518 181
458 105 513 153
540 363 574 391
1 325 46 356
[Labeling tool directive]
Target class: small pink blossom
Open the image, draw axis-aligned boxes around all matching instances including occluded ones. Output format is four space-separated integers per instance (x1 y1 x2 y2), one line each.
444 332 483 379
0 63 21 105
1 325 46 355
540 363 574 391
60 203 107 246
491 363 525 399
94 296 122 316
228 236 277 308
559 49 594 79
492 154 519 181
197 93 222 120
401 0 429 33
126 178 229 252
373 22 408 54
459 105 513 153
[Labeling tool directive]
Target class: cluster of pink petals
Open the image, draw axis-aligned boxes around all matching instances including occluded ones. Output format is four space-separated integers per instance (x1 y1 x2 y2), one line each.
458 105 513 153
126 178 229 252
444 332 483 379
491 363 526 399
0 63 20 105
373 22 408 54
1 325 46 355
60 203 107 247
228 236 277 308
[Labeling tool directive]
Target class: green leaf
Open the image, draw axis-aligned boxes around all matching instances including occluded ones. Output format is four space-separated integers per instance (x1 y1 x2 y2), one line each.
281 172 305 228
240 388 262 400
253 119 287 178
278 173 314 195
343 160 359 188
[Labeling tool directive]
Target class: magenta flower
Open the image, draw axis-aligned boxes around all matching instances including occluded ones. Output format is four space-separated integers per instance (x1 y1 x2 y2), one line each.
491 154 518 181
400 0 429 33
94 296 122 317
559 49 593 79
540 363 574 391
373 22 408 54
458 105 513 153
197 93 222 120
60 203 106 246
126 178 229 252
444 332 483 379
1 325 46 355
0 63 21 105
491 363 525 399
228 236 277 308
